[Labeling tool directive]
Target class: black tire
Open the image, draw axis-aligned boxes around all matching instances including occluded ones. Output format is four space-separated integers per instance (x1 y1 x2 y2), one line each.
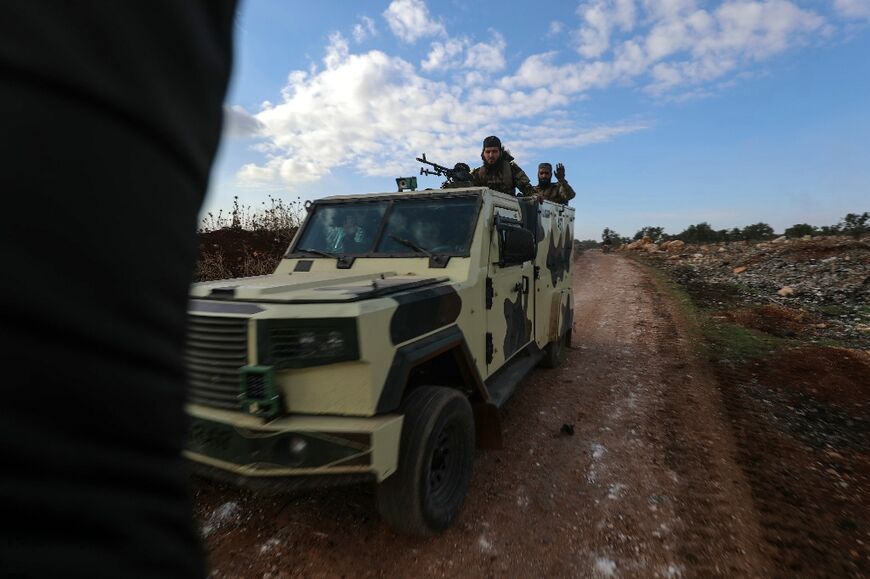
541 331 567 369
377 386 475 535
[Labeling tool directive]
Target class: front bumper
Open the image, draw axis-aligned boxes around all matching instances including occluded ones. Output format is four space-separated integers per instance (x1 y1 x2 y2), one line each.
185 405 403 485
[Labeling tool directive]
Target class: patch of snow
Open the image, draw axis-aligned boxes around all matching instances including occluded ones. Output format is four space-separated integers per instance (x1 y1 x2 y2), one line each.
200 501 240 537
594 556 617 576
608 483 627 499
516 488 530 509
259 537 281 554
478 534 496 554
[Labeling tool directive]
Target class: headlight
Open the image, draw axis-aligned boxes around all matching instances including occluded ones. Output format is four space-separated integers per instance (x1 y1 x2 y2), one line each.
323 331 345 356
256 318 359 368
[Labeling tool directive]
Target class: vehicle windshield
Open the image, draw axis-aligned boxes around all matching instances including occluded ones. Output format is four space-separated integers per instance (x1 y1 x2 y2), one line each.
292 196 479 256
295 202 388 255
376 198 478 254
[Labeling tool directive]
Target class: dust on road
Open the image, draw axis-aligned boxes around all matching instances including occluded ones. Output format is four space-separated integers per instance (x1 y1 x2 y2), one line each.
195 251 770 578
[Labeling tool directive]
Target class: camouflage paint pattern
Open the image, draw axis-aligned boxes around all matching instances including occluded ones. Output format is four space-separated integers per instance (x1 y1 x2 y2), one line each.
185 187 574 482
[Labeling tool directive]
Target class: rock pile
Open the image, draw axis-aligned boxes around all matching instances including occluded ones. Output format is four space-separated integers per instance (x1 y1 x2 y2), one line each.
632 236 870 348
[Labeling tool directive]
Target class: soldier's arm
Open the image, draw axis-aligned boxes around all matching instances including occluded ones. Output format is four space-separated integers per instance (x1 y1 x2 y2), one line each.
511 163 535 197
471 166 485 187
558 179 576 203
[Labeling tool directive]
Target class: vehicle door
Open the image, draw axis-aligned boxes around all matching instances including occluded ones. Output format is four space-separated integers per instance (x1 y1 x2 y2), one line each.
485 203 536 374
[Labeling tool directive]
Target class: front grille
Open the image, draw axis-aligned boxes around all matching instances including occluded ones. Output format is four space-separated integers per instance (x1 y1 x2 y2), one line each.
185 315 248 410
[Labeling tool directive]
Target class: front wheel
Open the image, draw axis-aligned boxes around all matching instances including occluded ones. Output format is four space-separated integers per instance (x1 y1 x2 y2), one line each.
377 386 475 535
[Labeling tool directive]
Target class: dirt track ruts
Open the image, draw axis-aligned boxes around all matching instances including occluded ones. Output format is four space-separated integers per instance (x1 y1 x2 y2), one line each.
194 251 772 578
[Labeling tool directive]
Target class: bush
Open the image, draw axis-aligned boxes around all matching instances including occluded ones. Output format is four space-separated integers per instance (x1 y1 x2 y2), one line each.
784 223 817 238
839 212 869 239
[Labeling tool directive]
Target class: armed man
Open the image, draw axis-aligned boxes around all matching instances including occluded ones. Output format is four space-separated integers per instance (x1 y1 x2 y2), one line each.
530 162 576 204
471 135 534 197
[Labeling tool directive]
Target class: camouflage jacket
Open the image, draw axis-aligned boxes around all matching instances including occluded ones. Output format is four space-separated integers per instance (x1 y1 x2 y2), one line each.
471 154 534 197
529 179 576 204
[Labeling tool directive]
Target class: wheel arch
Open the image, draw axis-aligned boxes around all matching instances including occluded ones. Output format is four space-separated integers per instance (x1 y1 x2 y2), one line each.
376 326 502 449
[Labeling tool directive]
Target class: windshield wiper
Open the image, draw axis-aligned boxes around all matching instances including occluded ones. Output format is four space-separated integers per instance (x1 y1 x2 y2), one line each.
296 247 340 259
389 235 434 257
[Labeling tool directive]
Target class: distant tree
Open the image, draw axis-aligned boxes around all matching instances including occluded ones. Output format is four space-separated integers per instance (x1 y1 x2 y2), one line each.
632 226 665 242
728 227 743 241
601 228 623 245
575 239 599 250
839 212 869 239
677 222 718 243
818 224 841 236
784 223 817 238
716 229 729 241
741 222 774 241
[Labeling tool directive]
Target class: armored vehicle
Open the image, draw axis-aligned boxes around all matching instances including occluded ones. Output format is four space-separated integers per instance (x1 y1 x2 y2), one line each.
185 186 574 534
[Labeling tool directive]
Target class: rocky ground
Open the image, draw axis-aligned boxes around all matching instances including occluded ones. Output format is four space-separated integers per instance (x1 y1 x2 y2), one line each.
624 236 869 577
623 235 870 348
191 250 868 578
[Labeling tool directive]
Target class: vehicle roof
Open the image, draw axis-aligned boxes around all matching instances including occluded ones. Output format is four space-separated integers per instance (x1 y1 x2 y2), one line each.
316 187 499 203
312 186 575 214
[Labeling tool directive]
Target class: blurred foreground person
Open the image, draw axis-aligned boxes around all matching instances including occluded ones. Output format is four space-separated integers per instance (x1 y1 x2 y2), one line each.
0 2 236 577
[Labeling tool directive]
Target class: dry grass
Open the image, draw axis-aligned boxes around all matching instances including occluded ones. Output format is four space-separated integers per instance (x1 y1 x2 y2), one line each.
195 195 304 282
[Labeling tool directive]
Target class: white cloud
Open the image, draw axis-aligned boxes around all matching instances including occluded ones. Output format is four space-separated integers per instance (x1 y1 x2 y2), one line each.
352 16 377 43
234 39 645 189
228 1 861 190
421 37 467 71
508 0 828 99
223 105 265 138
696 1 825 59
548 21 565 36
575 0 638 58
422 31 505 75
383 0 446 43
510 118 651 148
464 32 507 72
833 0 870 20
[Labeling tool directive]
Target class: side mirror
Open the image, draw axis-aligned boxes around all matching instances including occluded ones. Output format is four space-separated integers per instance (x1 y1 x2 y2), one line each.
498 223 535 266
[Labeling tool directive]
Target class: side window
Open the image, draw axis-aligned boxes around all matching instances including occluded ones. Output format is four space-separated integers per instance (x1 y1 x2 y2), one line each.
496 217 535 266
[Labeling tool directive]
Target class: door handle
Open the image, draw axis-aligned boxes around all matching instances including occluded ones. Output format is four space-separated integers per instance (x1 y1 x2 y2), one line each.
512 276 530 294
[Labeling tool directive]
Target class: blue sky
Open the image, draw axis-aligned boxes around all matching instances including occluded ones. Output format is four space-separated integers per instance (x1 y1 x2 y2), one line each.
207 0 870 240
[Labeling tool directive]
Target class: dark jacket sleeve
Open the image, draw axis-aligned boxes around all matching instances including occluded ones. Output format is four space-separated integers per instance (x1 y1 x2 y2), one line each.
0 2 236 577
511 162 535 196
557 179 577 203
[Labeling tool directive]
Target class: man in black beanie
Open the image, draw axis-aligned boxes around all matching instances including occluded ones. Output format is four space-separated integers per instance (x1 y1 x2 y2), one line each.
471 135 534 196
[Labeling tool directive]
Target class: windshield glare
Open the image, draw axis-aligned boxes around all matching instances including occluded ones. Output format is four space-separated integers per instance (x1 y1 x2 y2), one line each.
296 203 387 254
294 197 478 256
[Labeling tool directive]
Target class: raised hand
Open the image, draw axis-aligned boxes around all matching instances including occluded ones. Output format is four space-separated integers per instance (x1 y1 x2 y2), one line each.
555 162 565 181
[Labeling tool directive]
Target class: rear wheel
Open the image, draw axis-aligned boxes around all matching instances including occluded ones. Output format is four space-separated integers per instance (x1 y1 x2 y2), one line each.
377 386 474 535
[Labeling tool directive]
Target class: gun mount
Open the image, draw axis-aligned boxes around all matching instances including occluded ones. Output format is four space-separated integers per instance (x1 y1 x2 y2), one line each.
416 153 473 188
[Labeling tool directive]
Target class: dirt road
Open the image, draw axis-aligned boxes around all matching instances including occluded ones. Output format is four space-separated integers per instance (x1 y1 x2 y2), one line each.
195 251 772 578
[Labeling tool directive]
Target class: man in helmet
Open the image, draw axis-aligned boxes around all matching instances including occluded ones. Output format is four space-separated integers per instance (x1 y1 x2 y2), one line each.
529 162 576 204
471 135 534 197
